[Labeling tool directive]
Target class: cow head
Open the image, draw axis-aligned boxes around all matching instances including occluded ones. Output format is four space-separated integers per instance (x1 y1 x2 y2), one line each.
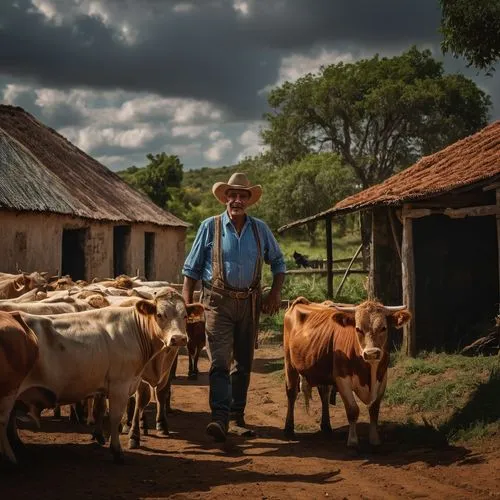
135 287 203 348
332 301 411 363
23 271 48 290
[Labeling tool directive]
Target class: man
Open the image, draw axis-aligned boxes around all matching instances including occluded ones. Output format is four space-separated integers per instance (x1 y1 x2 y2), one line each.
182 172 286 442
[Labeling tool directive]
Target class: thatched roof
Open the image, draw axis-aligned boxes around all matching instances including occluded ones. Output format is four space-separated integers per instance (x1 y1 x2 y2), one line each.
0 105 188 228
279 121 500 232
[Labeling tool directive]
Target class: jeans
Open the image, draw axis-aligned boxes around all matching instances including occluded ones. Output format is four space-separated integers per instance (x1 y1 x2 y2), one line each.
202 286 259 427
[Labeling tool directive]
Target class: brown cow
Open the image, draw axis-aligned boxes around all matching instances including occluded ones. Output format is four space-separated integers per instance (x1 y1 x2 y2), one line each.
0 272 47 300
284 297 411 447
0 311 39 463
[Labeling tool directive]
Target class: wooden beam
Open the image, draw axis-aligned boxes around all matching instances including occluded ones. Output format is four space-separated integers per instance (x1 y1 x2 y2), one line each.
388 208 402 261
402 207 433 219
325 216 333 298
497 189 500 315
335 244 363 299
483 181 500 192
402 204 497 219
286 269 368 276
401 209 416 356
444 205 497 218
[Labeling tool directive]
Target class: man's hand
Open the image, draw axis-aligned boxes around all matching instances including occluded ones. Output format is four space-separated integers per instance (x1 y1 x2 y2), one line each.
261 289 281 316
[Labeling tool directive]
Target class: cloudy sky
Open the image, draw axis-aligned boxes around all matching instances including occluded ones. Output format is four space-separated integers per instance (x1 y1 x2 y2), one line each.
1 0 499 172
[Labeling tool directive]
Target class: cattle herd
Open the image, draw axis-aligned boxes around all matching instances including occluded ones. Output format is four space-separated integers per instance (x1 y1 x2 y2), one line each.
0 270 411 467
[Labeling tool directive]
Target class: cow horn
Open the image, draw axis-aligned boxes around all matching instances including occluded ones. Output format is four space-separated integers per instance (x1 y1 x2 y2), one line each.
333 305 356 312
384 305 407 312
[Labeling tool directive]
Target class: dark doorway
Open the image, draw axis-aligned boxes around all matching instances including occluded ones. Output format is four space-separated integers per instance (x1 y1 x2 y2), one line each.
113 226 131 277
61 228 88 281
414 215 499 352
145 232 155 280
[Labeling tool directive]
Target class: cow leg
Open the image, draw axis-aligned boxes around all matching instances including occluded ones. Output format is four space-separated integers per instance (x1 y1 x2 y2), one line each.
6 410 22 451
128 383 151 449
336 377 359 447
164 364 176 415
91 394 107 445
368 399 381 446
188 348 199 379
170 354 178 380
368 376 386 447
69 401 85 424
108 388 130 464
53 404 61 419
121 395 135 434
317 385 332 434
155 385 170 436
284 366 299 439
0 394 18 464
86 397 95 426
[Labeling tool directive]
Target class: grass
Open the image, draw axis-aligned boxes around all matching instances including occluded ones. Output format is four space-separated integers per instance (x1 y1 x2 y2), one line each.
386 352 500 443
261 232 367 306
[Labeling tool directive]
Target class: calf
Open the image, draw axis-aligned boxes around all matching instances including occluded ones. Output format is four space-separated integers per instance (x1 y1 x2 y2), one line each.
284 297 411 447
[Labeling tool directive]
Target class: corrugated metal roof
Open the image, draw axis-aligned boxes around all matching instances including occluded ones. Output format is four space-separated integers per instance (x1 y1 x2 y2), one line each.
0 105 188 227
278 120 500 232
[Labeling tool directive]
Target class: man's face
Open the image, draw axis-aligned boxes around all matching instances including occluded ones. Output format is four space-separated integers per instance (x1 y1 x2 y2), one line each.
225 189 250 217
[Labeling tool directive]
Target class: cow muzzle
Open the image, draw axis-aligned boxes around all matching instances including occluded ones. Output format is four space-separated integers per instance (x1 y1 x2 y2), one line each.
169 333 188 347
362 348 382 362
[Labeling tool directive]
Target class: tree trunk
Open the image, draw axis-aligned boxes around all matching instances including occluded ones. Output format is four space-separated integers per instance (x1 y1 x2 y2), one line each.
307 222 317 247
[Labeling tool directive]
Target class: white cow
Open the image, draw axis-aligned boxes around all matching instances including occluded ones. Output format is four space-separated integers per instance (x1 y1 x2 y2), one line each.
0 297 102 315
7 287 197 464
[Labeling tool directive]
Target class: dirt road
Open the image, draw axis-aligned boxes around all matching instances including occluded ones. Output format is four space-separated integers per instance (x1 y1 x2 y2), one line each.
2 347 499 499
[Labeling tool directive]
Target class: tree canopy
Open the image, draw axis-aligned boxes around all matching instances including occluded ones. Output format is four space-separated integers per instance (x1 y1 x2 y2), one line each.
262 46 491 190
440 0 500 73
118 153 183 208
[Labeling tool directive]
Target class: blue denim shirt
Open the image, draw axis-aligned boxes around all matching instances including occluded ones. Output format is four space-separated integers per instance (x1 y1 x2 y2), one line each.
182 211 286 289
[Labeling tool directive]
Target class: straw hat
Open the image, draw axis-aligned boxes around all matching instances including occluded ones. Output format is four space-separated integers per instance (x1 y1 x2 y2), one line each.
212 172 262 206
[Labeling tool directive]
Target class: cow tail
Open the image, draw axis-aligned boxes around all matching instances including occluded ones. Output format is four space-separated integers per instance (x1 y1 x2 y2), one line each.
299 375 312 414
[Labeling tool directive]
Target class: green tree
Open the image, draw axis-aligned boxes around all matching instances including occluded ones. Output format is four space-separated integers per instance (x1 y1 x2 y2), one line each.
440 0 500 73
118 153 184 209
263 46 490 188
257 153 357 245
262 46 491 252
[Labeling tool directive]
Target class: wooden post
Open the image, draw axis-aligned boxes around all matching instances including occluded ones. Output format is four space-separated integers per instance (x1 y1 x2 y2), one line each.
401 208 416 356
335 244 363 299
497 189 500 315
325 216 333 299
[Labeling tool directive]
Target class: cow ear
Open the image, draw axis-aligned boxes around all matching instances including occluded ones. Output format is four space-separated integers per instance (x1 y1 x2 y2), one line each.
388 310 412 329
331 311 355 327
135 300 157 316
186 302 204 320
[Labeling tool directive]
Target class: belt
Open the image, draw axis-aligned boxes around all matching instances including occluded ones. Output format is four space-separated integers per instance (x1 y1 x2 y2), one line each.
203 282 258 300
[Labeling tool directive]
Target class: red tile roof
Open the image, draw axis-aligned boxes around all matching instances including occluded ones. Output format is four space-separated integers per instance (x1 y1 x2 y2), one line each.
335 120 500 212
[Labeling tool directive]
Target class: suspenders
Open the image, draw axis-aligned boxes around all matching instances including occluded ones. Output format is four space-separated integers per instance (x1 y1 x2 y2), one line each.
211 214 263 292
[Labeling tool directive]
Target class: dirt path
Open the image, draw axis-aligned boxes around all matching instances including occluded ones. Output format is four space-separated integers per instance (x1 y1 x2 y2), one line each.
2 346 499 499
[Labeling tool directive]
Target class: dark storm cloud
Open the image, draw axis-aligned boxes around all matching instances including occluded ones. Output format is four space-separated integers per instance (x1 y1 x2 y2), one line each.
0 0 445 120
